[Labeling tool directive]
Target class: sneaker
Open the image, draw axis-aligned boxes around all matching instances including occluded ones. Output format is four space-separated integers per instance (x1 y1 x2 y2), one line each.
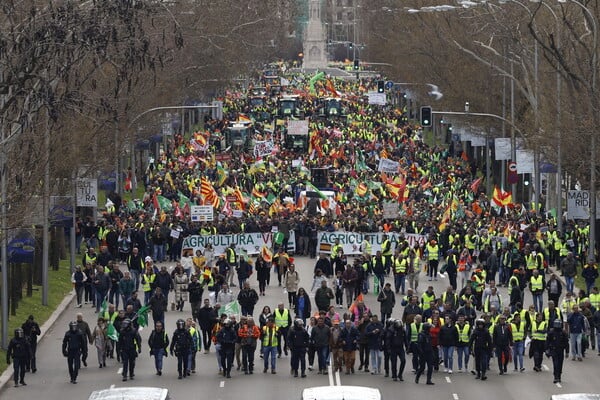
520 367 525 372
457 368 462 373
308 365 313 371
578 357 583 361
263 368 268 373
448 370 453 374
481 376 487 381
122 377 128 382
444 368 448 373
271 370 276 374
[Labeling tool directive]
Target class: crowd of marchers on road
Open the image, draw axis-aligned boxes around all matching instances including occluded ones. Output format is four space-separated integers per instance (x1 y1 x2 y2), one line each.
5 62 600 389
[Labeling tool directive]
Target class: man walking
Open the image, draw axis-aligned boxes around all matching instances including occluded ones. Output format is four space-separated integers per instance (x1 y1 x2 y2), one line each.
62 321 86 384
6 328 31 387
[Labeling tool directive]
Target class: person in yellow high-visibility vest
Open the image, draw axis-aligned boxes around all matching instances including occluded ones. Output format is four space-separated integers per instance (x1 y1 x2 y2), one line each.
426 240 439 282
529 269 545 313
510 313 526 372
530 313 547 372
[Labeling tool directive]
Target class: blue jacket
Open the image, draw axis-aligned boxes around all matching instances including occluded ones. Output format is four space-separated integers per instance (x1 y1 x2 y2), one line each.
365 321 384 350
567 312 586 334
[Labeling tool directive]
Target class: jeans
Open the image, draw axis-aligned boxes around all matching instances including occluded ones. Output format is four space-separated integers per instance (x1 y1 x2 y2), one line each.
75 285 84 306
370 349 382 373
129 269 140 291
442 346 454 370
242 345 256 372
532 293 543 313
215 343 222 370
96 291 107 313
317 345 329 371
456 346 469 370
153 244 164 263
263 345 277 370
394 274 406 294
565 276 575 294
513 341 524 369
144 290 153 306
570 332 582 358
109 287 120 309
152 348 165 372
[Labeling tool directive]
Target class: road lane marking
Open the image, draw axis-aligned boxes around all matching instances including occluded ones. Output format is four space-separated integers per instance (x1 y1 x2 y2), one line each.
117 367 122 375
220 381 225 388
453 394 459 400
542 364 549 371
328 365 334 386
335 370 341 386
445 376 452 383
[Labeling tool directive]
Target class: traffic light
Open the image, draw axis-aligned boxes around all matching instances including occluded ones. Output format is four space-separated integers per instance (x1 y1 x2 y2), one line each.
377 80 385 93
353 59 359 70
420 106 432 127
349 42 353 49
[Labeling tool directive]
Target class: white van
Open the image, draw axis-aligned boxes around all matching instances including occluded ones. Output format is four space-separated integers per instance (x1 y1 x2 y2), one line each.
88 387 169 400
302 386 381 400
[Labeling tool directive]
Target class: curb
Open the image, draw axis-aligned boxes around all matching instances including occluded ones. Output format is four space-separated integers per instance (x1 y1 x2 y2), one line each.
0 290 75 391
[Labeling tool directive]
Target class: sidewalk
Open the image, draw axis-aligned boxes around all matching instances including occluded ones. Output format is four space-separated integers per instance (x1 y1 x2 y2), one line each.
0 291 75 390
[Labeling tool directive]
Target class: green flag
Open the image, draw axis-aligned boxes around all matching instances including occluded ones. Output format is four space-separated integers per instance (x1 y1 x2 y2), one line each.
223 300 241 317
100 299 108 315
136 304 151 328
305 181 327 199
157 195 173 212
178 191 191 209
106 323 119 341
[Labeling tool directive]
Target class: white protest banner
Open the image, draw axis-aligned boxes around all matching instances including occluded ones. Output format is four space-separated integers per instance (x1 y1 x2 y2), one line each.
316 231 426 255
494 138 512 160
516 150 534 174
253 140 275 158
368 92 387 105
191 205 214 222
76 178 98 207
181 232 296 257
287 119 309 136
377 158 399 173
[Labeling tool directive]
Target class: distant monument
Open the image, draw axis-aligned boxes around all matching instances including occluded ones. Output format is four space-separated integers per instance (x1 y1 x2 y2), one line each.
303 0 327 69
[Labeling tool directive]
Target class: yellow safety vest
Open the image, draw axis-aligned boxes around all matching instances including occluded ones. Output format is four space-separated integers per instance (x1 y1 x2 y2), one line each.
531 321 547 341
103 311 118 324
274 309 289 328
394 258 407 274
511 321 526 341
456 323 470 343
543 307 562 322
427 244 439 260
525 254 537 270
421 292 435 310
142 273 156 292
530 276 543 292
262 326 279 347
382 240 392 256
589 293 600 310
410 322 422 342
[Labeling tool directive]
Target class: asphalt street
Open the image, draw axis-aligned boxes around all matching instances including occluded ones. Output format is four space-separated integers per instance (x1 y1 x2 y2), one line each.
1 255 598 400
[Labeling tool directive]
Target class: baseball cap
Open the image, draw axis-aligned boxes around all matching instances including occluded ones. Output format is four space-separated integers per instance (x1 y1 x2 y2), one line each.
145 256 153 263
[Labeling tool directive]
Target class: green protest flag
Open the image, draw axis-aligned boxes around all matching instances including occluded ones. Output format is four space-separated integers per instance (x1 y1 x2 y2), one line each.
274 231 284 245
106 323 119 341
157 195 173 212
178 191 191 208
100 299 108 315
136 304 151 328
265 193 277 204
305 181 327 199
223 300 241 317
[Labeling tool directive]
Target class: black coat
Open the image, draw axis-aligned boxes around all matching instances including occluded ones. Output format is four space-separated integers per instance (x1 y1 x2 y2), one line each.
7 337 31 361
62 330 86 356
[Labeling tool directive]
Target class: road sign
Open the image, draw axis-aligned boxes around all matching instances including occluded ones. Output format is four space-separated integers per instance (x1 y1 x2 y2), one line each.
76 178 98 207
191 205 214 222
385 81 394 90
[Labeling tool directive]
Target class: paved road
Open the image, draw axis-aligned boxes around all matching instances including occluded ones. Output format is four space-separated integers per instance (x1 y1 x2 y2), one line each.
1 255 598 400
